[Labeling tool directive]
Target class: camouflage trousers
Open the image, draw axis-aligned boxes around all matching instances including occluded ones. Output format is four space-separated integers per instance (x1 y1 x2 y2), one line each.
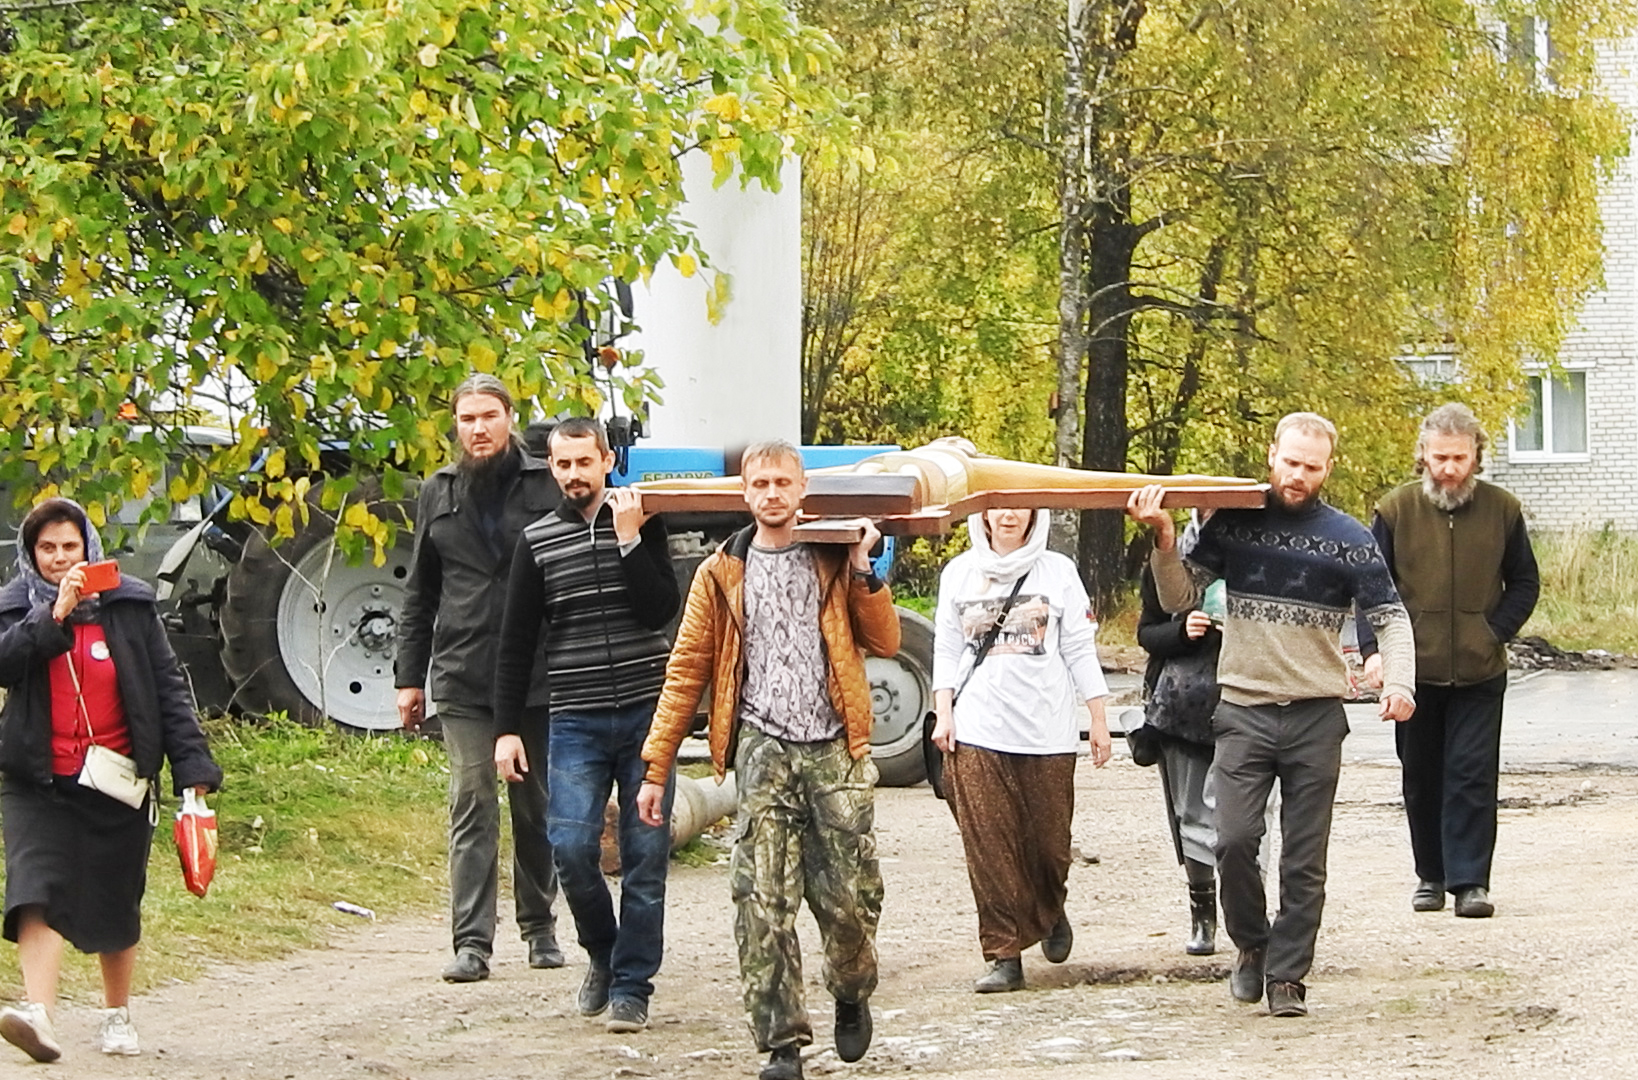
730 725 883 1052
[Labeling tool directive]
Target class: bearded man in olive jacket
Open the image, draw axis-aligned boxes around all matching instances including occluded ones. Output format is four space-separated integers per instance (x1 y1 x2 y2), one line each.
1364 404 1540 920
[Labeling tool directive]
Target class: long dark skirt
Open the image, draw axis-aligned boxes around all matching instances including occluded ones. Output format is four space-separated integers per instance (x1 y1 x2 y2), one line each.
2 775 154 954
946 744 1076 960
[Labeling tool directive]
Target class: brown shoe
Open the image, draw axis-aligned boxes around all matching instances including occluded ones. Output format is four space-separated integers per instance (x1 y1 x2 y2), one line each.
1266 980 1307 1017
1229 947 1265 1003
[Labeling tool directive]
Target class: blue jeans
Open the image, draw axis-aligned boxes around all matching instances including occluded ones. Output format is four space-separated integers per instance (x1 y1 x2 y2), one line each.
547 700 675 1003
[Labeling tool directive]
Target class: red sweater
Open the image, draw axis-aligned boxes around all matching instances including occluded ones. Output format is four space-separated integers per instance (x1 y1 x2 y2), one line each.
49 624 132 776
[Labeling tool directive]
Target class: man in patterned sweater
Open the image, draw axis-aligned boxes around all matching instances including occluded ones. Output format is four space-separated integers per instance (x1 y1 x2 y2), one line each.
1127 412 1416 1018
638 440 900 1080
492 417 680 1035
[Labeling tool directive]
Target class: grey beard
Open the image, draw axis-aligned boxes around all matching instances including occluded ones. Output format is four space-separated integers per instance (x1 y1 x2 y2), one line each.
1422 470 1477 511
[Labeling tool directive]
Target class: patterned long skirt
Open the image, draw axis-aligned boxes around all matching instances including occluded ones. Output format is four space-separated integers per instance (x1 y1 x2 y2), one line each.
946 743 1076 960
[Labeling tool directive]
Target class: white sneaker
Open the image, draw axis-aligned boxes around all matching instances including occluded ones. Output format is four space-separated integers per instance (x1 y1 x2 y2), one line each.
96 1006 141 1056
0 1001 62 1062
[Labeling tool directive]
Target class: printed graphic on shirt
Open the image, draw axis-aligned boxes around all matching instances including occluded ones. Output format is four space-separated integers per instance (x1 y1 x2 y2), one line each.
956 594 1051 656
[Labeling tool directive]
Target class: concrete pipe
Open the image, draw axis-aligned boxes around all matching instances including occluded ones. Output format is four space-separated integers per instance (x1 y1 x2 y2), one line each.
599 771 739 874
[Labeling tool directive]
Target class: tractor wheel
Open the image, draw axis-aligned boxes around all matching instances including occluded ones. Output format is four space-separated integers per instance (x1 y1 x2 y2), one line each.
218 480 415 731
868 607 935 787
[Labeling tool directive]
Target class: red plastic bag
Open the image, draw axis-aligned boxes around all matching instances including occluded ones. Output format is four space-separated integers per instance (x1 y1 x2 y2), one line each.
174 789 218 898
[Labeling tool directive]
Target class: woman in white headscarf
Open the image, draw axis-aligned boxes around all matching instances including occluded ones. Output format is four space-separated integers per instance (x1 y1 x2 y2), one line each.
930 507 1111 993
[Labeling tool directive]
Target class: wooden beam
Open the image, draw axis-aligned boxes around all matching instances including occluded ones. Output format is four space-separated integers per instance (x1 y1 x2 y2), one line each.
792 520 869 545
876 510 954 537
639 473 920 518
643 483 1265 524
943 486 1266 517
638 490 749 515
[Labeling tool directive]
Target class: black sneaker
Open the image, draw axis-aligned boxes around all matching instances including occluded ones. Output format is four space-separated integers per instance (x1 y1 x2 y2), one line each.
760 1044 803 1080
578 959 613 1016
834 998 872 1063
441 950 490 983
1266 979 1308 1017
605 996 648 1033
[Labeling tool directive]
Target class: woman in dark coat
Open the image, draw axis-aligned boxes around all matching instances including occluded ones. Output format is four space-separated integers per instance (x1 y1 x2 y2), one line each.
0 498 222 1063
1136 560 1224 956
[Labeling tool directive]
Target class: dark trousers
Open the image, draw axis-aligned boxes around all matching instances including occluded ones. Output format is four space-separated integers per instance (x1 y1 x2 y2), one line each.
437 701 558 958
1395 675 1506 892
1213 698 1347 986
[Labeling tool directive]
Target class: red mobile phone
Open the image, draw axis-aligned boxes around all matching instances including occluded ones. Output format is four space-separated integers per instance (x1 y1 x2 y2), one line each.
80 560 120 593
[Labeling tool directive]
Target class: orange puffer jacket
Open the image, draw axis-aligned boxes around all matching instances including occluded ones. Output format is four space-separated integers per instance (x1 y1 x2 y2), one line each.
642 526 901 784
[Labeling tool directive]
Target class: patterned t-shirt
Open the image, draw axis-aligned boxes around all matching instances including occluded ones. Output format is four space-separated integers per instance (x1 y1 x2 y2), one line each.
740 542 844 743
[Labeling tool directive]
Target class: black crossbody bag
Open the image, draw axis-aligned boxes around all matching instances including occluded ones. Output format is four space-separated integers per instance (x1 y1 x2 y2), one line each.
922 574 1028 801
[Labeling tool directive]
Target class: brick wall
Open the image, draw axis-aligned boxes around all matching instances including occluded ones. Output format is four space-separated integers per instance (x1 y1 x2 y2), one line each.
1485 34 1638 533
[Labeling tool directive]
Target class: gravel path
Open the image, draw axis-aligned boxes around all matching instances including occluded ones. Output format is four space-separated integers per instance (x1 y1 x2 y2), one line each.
19 753 1638 1079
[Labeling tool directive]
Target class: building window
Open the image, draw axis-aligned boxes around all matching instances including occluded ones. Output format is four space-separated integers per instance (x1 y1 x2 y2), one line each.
1505 16 1556 87
1401 351 1459 385
1509 369 1588 461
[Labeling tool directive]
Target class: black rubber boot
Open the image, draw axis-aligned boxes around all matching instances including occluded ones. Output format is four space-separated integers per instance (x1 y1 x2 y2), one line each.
1184 858 1217 957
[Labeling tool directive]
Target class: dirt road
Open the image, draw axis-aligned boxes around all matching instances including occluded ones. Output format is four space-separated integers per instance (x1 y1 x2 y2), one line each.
23 755 1638 1079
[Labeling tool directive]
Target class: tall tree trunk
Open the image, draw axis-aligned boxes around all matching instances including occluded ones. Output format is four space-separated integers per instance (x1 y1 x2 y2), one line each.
1069 0 1146 611
1055 0 1091 471
1051 0 1093 561
1076 206 1137 606
1149 234 1228 474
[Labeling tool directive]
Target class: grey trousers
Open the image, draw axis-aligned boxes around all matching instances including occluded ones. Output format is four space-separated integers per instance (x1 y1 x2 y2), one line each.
1212 698 1347 986
438 700 558 957
1160 739 1217 866
1161 739 1276 870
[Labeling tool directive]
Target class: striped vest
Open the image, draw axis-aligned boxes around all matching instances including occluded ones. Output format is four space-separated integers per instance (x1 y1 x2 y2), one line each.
523 505 672 710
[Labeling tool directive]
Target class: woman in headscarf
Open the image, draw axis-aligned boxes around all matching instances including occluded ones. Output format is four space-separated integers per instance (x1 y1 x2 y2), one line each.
930 506 1111 993
0 498 221 1063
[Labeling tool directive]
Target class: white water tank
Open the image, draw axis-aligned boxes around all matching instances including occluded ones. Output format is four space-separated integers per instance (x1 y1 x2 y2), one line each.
624 154 802 449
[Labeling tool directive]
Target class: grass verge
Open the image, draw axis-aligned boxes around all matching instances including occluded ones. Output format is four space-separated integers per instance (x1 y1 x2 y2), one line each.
1 716 449 1004
1522 526 1638 654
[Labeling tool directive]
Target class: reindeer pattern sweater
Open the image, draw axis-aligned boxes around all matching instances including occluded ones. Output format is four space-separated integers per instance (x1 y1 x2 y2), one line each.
1151 497 1415 707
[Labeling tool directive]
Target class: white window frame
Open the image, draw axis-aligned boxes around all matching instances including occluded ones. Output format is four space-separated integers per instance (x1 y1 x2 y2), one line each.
1507 364 1591 464
1400 349 1459 386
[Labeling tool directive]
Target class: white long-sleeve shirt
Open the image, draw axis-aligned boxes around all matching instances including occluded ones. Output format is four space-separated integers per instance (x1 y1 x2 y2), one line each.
932 550 1109 755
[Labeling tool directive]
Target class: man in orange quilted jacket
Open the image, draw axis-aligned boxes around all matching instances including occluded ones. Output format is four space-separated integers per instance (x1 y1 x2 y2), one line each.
638 439 900 1080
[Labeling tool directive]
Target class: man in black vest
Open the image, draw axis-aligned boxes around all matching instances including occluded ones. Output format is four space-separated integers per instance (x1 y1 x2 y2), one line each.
395 374 562 982
1365 403 1540 919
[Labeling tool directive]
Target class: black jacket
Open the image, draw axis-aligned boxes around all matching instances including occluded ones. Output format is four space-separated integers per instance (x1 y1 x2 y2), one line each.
1136 566 1220 694
0 576 222 793
1136 565 1221 746
394 451 560 707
